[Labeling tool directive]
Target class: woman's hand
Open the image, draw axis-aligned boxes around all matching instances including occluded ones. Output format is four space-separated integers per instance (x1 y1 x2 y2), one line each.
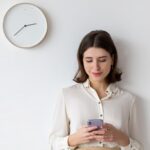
93 123 130 146
68 125 97 147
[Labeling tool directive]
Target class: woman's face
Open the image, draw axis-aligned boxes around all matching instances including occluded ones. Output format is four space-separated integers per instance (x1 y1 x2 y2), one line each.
83 47 113 84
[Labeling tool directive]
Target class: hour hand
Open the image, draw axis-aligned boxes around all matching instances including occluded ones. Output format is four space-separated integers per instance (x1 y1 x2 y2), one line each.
25 23 37 27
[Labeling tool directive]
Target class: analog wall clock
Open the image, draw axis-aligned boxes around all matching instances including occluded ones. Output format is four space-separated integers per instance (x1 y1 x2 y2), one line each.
3 3 48 48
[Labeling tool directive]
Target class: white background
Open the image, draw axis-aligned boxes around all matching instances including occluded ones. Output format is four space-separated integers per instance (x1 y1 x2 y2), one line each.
0 0 149 150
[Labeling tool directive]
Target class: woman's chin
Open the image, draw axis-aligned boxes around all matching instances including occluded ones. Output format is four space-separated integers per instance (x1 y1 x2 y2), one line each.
90 77 105 83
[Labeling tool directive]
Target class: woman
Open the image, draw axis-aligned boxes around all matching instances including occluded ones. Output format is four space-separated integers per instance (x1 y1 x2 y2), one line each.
49 30 142 150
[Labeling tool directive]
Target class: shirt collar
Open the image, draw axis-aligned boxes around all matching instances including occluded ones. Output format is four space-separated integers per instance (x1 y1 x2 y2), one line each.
83 79 119 95
83 79 90 88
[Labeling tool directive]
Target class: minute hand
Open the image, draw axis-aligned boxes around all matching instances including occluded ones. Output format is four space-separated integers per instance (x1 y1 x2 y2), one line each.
14 25 25 36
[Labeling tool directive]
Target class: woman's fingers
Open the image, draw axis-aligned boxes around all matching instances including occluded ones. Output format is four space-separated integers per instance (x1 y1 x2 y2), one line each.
91 123 116 142
80 124 116 143
92 128 106 135
86 126 98 132
102 123 113 130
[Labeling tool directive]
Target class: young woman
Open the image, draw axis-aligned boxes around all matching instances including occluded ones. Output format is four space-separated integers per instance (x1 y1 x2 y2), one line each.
49 30 142 150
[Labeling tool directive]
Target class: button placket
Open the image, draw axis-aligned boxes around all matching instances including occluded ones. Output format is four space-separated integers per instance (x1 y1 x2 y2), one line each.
99 141 104 147
91 90 104 120
91 88 100 101
88 86 105 147
89 87 104 120
99 103 104 120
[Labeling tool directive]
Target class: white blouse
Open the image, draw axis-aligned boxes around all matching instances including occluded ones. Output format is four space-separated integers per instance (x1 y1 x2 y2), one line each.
49 80 143 150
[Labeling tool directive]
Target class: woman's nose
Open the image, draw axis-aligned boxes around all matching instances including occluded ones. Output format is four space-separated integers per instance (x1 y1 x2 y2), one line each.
93 61 100 70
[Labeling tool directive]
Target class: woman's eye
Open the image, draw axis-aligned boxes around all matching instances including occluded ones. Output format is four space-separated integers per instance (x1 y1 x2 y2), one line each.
99 59 106 62
86 60 92 63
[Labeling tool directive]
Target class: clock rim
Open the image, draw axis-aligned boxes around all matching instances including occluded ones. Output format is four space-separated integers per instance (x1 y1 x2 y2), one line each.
3 2 48 48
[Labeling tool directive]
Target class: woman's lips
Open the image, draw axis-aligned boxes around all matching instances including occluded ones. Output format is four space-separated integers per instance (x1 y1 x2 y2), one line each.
92 72 102 77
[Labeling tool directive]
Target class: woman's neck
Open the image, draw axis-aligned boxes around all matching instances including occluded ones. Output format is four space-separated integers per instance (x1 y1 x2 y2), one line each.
89 80 109 98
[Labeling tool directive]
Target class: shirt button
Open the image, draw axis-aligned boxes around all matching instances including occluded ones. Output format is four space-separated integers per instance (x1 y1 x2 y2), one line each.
100 114 103 117
98 101 101 104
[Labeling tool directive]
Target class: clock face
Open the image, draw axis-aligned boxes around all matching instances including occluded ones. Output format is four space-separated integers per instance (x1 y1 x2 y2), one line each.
3 3 48 48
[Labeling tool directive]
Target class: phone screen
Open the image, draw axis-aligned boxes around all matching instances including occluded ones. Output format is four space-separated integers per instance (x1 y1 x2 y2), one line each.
87 119 103 129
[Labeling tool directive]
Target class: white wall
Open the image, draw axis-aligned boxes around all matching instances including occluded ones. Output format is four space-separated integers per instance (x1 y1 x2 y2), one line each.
0 0 149 150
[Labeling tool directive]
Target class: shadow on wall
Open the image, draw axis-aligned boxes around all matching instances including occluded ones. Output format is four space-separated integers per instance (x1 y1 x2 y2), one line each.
115 38 146 149
114 38 134 75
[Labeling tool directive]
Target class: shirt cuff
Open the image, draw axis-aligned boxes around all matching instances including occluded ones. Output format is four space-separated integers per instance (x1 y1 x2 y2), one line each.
64 136 77 150
120 138 138 150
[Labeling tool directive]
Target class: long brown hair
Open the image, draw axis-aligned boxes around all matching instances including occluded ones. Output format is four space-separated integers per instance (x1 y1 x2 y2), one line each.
73 30 122 84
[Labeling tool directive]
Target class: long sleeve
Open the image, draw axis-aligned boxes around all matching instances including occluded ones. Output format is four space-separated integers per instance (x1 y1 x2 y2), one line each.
120 97 143 150
49 90 72 150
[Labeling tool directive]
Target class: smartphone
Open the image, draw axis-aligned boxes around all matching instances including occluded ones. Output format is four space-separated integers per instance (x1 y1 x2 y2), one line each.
87 119 103 129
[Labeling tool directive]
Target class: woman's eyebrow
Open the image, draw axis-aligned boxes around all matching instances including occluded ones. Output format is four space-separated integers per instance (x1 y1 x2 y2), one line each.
98 56 107 58
84 56 107 59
